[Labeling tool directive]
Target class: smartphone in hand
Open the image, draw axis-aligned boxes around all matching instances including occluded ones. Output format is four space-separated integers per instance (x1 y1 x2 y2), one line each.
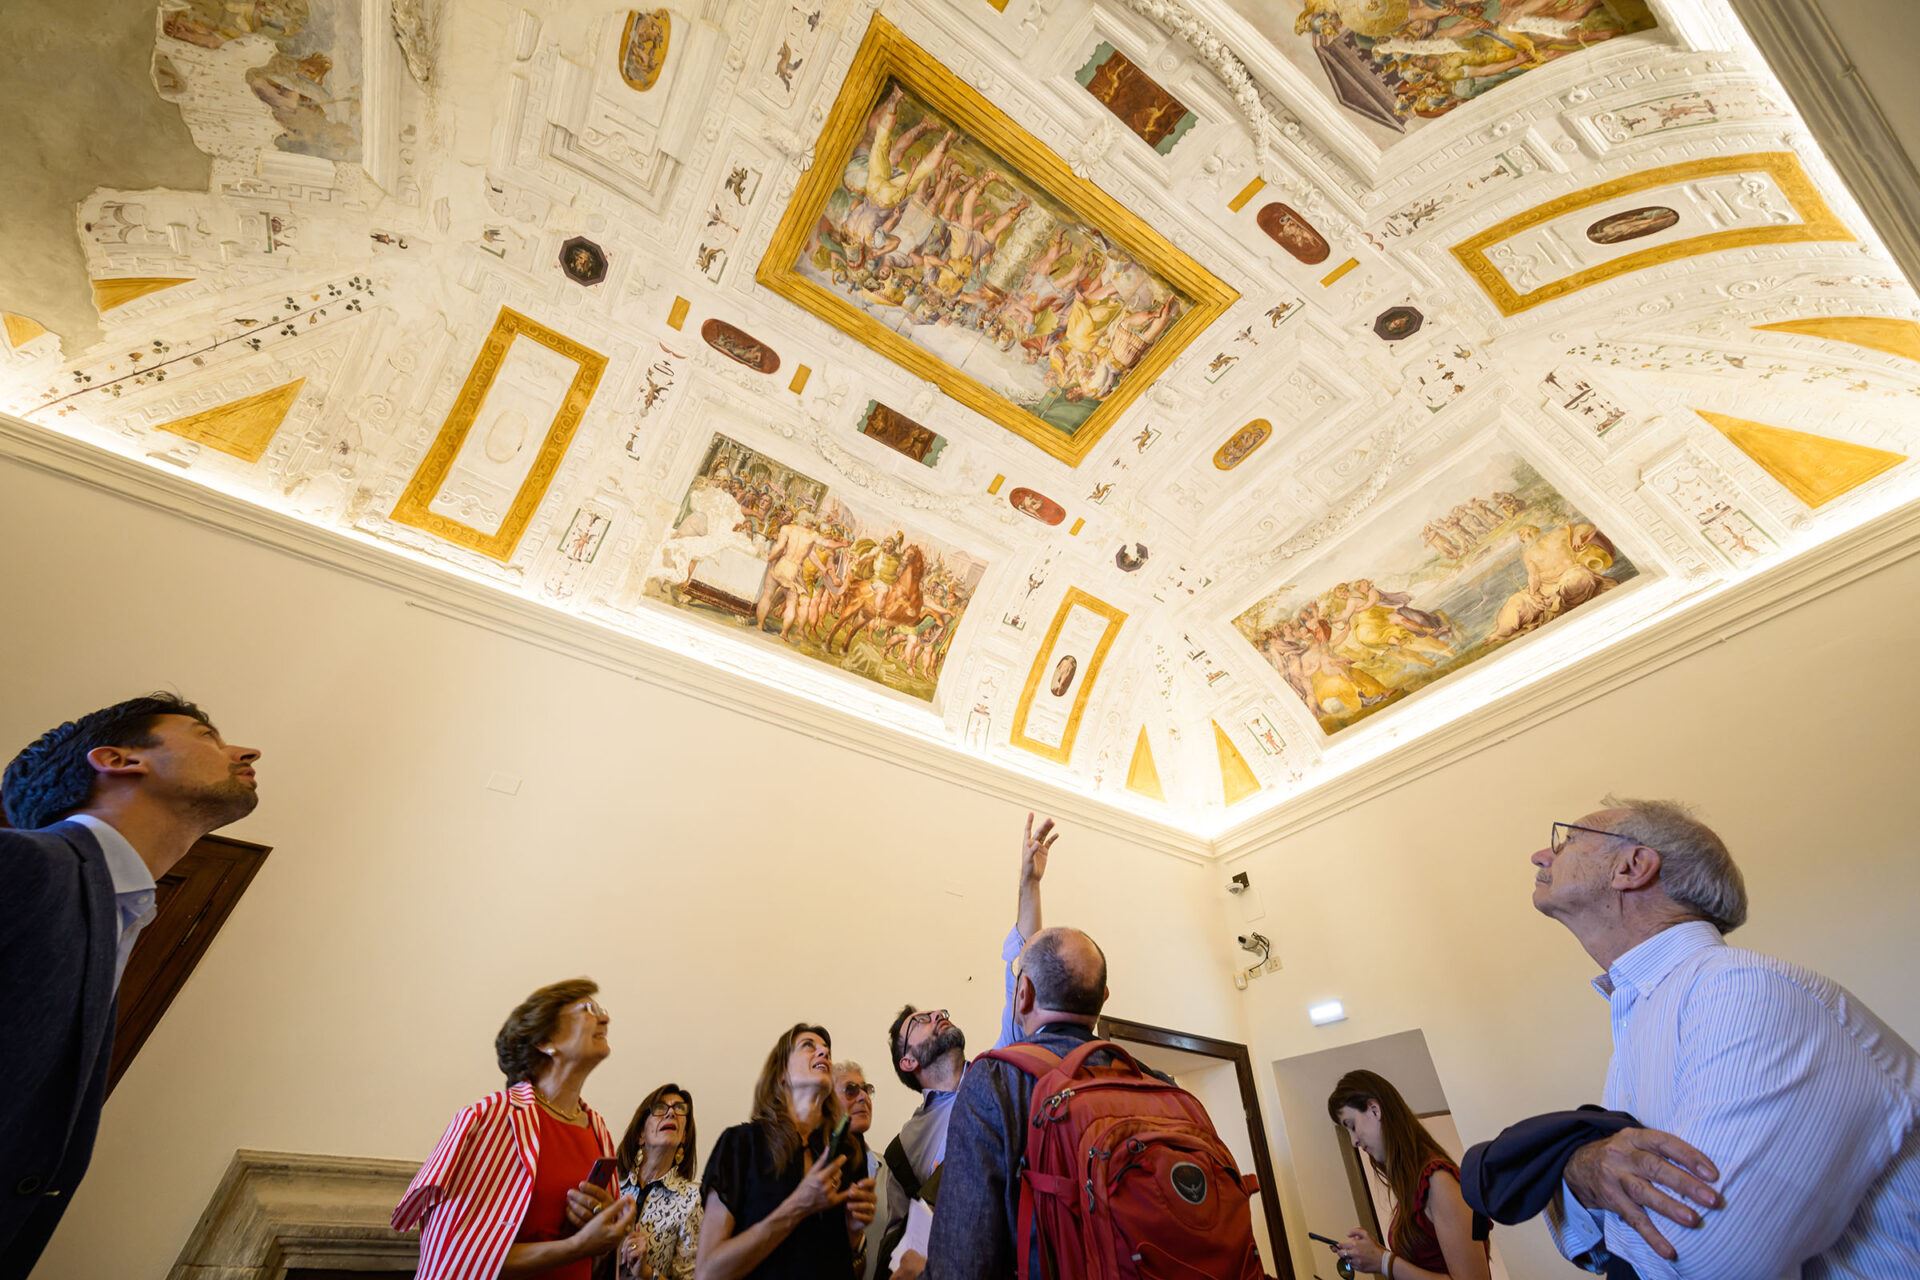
586 1157 620 1198
823 1115 853 1168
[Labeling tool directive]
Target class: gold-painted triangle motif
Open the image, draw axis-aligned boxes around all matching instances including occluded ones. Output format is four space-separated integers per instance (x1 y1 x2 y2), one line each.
157 378 306 463
1698 410 1905 508
1753 316 1920 365
1213 721 1260 807
91 276 192 312
1125 728 1165 802
2 312 47 348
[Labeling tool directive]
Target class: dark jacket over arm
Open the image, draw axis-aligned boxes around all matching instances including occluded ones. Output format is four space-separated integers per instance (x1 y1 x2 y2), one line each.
1460 1106 1643 1280
0 823 118 1280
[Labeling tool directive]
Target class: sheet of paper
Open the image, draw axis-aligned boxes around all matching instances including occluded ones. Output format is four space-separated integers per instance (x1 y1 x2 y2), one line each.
889 1198 932 1269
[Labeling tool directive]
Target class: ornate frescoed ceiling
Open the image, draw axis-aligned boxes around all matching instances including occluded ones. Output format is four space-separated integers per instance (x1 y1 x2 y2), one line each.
3 0 1918 838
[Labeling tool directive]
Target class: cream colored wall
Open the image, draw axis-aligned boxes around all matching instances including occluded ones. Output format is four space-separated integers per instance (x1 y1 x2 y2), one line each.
1228 541 1920 1280
0 458 1246 1278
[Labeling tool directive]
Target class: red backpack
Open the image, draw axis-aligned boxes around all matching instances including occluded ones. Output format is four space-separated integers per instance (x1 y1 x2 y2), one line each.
982 1038 1268 1280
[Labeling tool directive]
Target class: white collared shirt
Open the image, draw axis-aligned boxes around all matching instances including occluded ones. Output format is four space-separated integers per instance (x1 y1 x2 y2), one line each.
65 814 158 989
1548 919 1920 1278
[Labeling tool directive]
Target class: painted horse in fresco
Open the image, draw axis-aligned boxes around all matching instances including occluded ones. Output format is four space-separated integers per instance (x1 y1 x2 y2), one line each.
823 543 927 655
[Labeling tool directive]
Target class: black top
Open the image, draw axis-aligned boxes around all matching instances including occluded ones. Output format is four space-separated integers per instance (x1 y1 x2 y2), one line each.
701 1119 858 1279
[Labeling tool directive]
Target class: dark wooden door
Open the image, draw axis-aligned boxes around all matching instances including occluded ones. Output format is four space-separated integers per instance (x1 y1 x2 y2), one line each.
110 833 271 1092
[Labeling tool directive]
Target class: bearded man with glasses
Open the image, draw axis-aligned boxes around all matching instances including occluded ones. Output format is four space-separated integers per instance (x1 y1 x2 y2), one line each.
866 814 1056 1280
1479 795 1920 1279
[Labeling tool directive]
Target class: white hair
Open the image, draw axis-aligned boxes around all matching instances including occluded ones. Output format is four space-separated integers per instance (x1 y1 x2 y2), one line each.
832 1060 865 1081
1601 794 1748 933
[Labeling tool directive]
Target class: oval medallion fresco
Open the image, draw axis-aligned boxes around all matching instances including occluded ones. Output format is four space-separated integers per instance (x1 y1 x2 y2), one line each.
700 319 781 374
1256 203 1330 265
1213 419 1273 471
618 9 671 92
1008 487 1065 526
1586 206 1681 246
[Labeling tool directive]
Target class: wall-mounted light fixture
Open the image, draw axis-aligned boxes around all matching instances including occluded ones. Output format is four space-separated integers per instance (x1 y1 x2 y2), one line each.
1308 1000 1347 1026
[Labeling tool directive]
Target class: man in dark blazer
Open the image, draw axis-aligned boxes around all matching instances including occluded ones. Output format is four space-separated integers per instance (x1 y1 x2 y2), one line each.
0 694 261 1279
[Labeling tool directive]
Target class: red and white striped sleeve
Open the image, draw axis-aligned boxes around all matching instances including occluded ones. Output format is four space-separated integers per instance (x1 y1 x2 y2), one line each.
392 1095 488 1231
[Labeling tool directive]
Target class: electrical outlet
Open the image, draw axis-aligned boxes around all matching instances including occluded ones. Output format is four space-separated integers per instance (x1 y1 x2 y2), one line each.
1264 954 1284 973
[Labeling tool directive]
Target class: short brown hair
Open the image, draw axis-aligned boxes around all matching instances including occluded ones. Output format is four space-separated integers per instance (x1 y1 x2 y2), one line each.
495 978 598 1085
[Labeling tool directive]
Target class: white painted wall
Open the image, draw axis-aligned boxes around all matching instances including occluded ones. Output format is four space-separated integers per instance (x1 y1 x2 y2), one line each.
0 459 1247 1277
1227 540 1920 1280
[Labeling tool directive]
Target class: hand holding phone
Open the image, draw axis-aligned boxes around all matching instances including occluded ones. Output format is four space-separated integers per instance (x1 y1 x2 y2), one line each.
587 1157 620 1196
823 1114 853 1167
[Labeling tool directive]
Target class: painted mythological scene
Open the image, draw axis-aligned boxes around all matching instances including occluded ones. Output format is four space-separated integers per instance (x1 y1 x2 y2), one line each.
1226 0 1656 144
162 0 364 161
797 80 1191 437
643 434 987 701
1233 451 1638 734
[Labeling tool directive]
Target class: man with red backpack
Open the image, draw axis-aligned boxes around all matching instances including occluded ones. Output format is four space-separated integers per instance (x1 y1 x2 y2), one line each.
923 926 1268 1280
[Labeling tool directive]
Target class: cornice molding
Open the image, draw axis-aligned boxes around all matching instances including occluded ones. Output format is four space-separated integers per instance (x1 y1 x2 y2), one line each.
7 412 1919 864
1727 0 1920 290
0 413 1214 865
1214 490 1920 860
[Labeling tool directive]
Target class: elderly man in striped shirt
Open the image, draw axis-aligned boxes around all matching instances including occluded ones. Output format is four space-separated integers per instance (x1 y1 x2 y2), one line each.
1531 796 1920 1278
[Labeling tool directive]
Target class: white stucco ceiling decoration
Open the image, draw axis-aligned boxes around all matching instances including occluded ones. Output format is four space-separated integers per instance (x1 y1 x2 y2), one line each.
3 0 1917 838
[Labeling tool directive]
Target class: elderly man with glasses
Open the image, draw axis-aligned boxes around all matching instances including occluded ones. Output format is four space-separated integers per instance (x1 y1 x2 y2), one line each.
1513 796 1920 1278
866 814 1056 1280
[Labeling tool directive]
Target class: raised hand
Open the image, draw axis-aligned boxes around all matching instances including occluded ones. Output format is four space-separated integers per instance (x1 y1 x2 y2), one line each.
787 1148 850 1219
1022 812 1058 883
1563 1126 1722 1261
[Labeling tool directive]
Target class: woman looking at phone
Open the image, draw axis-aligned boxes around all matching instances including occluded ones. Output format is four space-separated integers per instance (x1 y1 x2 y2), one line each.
393 979 636 1280
1324 1070 1491 1280
614 1083 703 1280
695 1023 878 1280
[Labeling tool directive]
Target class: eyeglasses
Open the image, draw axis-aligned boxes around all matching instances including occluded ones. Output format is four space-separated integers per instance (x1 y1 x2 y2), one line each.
1551 822 1657 857
840 1082 876 1101
648 1100 690 1118
569 999 609 1019
903 1009 948 1036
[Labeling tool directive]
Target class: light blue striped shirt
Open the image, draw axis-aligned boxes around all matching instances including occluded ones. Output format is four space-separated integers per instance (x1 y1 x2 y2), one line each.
1548 920 1920 1278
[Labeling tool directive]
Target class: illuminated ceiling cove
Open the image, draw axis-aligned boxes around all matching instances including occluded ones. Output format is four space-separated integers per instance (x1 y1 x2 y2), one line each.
3 0 1917 837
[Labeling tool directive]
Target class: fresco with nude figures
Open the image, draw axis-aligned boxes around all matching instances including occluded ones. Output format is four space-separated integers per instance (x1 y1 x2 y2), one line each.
794 80 1190 435
642 433 987 701
1232 450 1640 734
1225 0 1658 145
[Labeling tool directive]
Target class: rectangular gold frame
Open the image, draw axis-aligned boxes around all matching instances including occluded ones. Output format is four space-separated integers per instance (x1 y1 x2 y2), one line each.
1451 152 1852 316
756 15 1238 467
1009 586 1128 765
390 307 608 562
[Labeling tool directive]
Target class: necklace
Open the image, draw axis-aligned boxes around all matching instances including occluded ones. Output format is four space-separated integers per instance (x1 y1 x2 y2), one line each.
534 1089 584 1122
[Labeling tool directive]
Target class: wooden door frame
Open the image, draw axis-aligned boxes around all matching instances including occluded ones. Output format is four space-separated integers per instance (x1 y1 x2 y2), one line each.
1096 1013 1297 1280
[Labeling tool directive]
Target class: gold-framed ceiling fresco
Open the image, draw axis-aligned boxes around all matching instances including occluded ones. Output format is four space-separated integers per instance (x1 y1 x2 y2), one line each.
642 431 989 703
756 16 1238 467
1222 0 1658 147
1232 445 1643 736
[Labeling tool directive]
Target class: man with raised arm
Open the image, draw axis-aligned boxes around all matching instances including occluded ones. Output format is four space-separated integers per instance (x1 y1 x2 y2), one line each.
866 814 1056 1280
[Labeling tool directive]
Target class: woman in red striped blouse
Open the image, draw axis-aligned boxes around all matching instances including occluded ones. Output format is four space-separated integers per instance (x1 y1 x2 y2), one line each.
393 978 639 1280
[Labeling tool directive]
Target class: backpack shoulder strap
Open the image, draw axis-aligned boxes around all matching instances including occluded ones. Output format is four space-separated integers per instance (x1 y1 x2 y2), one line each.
979 1042 1064 1078
882 1134 921 1203
883 1143 921 1205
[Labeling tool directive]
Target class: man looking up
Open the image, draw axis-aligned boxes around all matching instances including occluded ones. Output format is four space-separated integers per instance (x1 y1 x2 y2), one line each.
922 924 1144 1280
1 694 262 1279
868 814 1056 1279
1533 797 1920 1277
